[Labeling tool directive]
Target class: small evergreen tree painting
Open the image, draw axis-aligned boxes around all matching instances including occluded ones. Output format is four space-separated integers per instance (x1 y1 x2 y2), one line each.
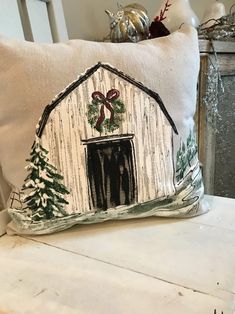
176 131 198 182
22 138 70 221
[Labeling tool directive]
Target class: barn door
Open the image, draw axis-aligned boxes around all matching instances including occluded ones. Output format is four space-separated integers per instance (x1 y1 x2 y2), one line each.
87 140 136 211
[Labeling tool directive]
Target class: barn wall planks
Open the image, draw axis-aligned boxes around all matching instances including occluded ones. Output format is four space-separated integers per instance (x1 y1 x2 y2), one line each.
41 67 175 214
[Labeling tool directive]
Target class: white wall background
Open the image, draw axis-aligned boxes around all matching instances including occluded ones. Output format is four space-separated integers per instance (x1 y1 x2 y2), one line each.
61 0 234 40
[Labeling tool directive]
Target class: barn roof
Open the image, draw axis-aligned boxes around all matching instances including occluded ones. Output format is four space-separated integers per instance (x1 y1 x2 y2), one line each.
37 62 178 137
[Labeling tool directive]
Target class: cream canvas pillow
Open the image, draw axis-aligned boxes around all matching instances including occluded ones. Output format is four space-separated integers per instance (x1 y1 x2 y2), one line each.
0 27 209 234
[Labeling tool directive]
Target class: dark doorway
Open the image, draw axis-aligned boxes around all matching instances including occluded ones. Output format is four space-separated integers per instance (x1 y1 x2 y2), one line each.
87 140 136 211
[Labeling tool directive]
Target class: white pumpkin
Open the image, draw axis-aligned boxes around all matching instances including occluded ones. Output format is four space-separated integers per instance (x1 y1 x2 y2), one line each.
201 1 226 27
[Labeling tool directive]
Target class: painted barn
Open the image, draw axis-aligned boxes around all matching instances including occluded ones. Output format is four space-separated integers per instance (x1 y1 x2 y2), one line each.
37 63 178 215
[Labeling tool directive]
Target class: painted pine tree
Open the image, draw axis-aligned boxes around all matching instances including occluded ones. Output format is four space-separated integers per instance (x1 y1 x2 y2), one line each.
22 138 69 221
176 130 198 181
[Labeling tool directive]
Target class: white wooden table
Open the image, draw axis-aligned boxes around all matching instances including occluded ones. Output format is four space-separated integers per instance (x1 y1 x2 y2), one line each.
0 195 235 314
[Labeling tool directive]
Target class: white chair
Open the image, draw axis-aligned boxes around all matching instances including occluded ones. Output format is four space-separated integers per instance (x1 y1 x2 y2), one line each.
0 0 68 43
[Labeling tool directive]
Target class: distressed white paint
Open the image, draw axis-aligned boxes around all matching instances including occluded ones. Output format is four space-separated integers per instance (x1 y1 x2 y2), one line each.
41 67 175 214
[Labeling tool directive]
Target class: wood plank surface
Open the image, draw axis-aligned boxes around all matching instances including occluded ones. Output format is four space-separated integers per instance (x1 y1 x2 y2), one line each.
23 196 235 304
199 40 235 54
1 196 234 313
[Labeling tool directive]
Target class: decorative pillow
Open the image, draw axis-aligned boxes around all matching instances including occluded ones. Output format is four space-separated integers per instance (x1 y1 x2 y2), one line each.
0 26 209 234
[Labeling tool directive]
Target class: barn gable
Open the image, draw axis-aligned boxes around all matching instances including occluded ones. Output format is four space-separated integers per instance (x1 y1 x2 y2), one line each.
37 62 178 137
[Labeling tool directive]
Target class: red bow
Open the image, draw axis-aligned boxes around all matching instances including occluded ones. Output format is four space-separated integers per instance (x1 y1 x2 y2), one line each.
92 89 120 131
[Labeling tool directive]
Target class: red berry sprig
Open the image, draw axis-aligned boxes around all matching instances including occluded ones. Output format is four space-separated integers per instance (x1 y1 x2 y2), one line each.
155 0 172 22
